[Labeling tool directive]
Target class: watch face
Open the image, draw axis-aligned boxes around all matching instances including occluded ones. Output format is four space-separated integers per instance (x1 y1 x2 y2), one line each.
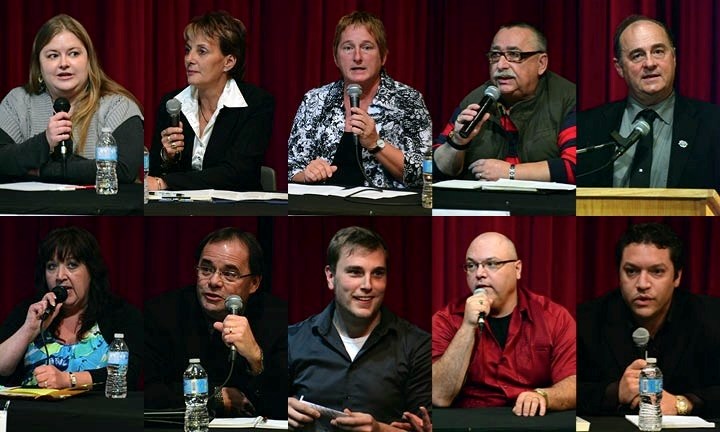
376 139 385 148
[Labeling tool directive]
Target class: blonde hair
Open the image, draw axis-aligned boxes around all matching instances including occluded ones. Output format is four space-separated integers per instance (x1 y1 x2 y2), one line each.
333 11 388 61
25 14 142 153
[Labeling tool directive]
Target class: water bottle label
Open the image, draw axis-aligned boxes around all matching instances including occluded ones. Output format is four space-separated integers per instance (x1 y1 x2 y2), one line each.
143 153 150 170
640 377 663 393
108 351 129 366
423 159 432 174
183 378 208 395
97 146 118 162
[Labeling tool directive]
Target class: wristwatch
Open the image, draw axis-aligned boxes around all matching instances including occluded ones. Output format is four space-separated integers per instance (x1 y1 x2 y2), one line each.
676 395 689 415
369 139 385 154
534 388 549 406
446 130 467 151
69 372 77 388
509 164 516 180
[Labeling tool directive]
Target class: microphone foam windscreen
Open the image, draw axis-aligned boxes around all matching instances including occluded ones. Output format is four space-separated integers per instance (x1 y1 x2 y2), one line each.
632 327 650 346
166 98 182 115
52 285 68 303
483 86 501 101
225 295 244 314
53 98 71 113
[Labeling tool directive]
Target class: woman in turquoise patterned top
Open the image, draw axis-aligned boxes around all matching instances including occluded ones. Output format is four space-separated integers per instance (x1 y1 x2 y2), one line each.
0 226 142 390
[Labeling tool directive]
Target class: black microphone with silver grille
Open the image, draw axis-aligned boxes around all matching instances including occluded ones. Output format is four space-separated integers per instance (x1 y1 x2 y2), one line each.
473 288 487 330
224 295 244 362
632 327 650 360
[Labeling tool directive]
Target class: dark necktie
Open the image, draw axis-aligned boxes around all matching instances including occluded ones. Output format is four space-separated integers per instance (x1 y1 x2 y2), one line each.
628 109 658 187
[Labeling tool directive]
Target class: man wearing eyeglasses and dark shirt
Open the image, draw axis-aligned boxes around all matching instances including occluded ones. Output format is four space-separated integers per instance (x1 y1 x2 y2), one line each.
288 226 431 432
432 232 576 416
577 15 720 190
434 23 577 184
144 227 287 419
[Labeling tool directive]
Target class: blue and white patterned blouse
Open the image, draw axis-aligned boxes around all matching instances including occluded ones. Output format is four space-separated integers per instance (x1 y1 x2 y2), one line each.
21 322 109 386
288 71 432 189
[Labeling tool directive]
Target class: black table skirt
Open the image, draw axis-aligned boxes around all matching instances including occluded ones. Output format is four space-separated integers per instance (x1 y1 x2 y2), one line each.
433 407 575 432
434 188 575 215
1 391 143 432
0 184 142 215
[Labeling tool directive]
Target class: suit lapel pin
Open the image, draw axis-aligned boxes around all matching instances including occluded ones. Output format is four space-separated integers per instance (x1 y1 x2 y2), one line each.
678 140 688 149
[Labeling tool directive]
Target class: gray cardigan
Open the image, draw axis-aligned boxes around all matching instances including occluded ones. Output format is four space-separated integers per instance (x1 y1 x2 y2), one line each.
0 87 144 184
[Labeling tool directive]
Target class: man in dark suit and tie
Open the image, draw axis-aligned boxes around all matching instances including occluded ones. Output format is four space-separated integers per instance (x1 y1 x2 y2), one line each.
577 15 720 191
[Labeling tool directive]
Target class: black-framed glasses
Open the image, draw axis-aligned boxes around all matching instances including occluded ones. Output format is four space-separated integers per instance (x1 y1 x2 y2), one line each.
486 50 544 64
463 259 518 273
196 265 253 283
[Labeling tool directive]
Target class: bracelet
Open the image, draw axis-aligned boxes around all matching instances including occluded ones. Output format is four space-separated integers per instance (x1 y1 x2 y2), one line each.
509 164 516 180
446 131 468 151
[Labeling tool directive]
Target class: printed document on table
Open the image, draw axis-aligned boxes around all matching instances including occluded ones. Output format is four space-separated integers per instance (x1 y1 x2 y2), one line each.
209 417 288 429
434 179 575 192
625 415 715 428
0 182 87 191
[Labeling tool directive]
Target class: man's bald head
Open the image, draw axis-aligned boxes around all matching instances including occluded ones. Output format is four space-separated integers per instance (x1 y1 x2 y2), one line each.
467 232 518 260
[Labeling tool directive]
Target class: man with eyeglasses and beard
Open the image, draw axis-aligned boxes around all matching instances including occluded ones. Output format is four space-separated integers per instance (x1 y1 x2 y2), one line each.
432 232 576 417
144 227 287 420
434 23 577 184
577 15 720 190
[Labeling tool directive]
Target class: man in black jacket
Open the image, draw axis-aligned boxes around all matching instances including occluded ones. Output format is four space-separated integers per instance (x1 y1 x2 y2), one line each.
144 227 287 419
577 15 720 190
578 223 720 418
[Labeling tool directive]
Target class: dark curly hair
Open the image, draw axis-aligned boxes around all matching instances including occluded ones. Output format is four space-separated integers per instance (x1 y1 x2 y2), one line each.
615 222 684 279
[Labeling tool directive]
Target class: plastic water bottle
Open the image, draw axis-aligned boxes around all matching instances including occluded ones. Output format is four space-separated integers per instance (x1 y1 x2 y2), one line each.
421 148 432 208
105 333 129 398
639 357 663 431
184 358 209 432
96 127 118 195
143 146 150 204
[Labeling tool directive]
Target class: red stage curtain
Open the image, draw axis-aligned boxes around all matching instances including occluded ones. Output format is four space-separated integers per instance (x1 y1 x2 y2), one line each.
143 217 289 303
431 216 577 317
287 217 432 333
0 217 145 322
578 0 720 110
577 217 720 305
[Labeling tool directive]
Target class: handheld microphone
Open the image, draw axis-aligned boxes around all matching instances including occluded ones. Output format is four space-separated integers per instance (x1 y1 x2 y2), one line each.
346 84 363 146
53 98 71 178
632 327 650 360
458 86 501 139
612 118 651 160
473 288 487 330
39 286 68 321
224 295 244 362
166 99 182 128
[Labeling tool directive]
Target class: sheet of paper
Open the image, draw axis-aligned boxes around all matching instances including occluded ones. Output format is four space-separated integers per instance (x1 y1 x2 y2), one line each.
575 416 590 431
209 417 289 429
210 190 288 201
0 182 89 192
149 190 288 202
0 409 7 432
625 415 716 428
343 188 416 199
288 184 346 196
433 179 575 191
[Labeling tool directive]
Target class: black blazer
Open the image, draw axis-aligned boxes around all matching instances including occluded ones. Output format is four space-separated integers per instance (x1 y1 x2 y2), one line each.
149 82 274 191
577 95 720 191
577 289 720 417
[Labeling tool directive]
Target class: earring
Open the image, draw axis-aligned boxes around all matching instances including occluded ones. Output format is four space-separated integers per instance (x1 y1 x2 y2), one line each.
38 76 46 92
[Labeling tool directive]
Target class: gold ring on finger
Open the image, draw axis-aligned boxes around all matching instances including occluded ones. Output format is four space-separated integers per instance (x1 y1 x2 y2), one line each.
171 143 177 149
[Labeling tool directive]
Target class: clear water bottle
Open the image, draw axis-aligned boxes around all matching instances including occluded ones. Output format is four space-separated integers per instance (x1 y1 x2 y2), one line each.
639 357 663 431
143 146 150 204
96 127 118 195
105 333 129 398
421 148 432 208
184 358 209 432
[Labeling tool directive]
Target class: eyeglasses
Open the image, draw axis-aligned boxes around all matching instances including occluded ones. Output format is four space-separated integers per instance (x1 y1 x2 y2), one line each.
486 50 544 64
463 259 518 273
196 265 253 283
625 47 670 64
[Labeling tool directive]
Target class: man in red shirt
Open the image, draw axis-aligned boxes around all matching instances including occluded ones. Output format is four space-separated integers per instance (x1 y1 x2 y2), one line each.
432 232 576 416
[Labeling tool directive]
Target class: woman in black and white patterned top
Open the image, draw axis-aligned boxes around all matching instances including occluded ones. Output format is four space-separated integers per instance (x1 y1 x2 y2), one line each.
288 11 431 189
